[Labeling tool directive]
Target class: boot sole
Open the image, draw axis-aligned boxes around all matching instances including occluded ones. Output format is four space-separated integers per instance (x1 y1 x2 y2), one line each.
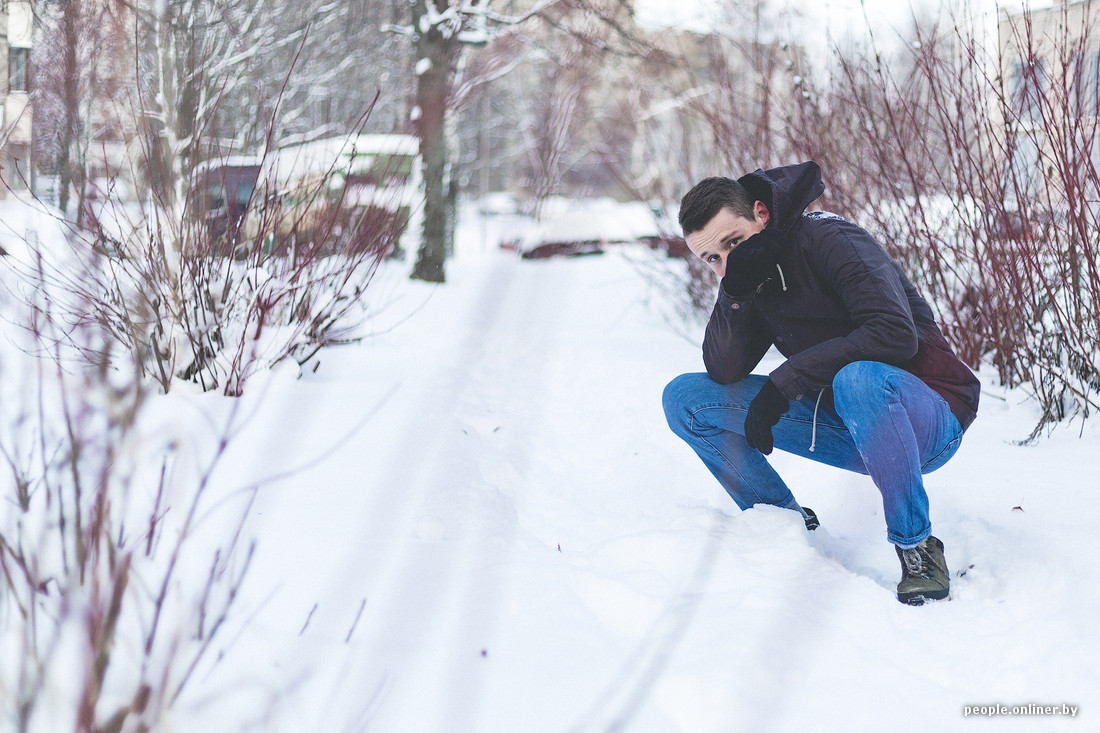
898 591 951 606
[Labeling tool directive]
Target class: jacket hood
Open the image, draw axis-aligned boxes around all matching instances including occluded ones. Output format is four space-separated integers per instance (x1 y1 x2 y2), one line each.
737 161 825 233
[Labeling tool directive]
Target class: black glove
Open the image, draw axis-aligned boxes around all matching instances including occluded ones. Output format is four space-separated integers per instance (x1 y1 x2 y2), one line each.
744 379 788 455
721 228 785 296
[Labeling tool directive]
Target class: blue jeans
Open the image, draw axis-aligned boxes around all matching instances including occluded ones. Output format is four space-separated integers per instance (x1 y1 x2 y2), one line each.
662 362 964 547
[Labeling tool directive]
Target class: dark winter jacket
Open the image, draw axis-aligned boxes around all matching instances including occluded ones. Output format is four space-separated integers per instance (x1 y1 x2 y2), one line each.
702 161 980 430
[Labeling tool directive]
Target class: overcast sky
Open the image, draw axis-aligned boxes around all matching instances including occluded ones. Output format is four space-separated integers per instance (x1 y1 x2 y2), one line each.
635 0 927 35
634 0 1045 45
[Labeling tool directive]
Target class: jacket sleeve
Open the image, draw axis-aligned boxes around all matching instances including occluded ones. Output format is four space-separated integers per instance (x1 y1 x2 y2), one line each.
769 218 919 400
702 288 774 384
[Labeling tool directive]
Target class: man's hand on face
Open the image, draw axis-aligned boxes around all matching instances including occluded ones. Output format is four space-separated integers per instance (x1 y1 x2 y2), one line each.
721 227 785 296
744 379 789 455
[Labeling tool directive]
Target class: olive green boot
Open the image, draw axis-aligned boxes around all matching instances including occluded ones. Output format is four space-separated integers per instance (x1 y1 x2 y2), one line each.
895 536 950 605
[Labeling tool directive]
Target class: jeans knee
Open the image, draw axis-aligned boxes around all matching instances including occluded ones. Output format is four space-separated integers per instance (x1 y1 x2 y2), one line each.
832 361 886 414
662 374 693 432
664 372 716 435
833 361 874 391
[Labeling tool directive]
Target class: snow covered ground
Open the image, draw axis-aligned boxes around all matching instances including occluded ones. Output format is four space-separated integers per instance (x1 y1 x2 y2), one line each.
3 204 1098 731
174 234 1098 729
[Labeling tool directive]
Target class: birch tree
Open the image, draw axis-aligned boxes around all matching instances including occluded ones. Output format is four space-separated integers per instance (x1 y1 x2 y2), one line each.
33 0 129 219
135 0 290 212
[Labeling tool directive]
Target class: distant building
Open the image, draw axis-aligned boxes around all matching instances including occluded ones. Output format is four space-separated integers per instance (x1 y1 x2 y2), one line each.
1 0 33 198
998 0 1100 210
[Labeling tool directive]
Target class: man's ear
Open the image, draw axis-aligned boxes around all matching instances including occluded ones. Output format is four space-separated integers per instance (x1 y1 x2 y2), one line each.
753 200 771 227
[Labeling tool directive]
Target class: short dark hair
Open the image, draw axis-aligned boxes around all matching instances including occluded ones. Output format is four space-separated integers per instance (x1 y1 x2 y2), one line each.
678 177 757 235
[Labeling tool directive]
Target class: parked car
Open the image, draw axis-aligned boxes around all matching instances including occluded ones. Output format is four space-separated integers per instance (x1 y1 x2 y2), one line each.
506 198 670 260
190 134 422 259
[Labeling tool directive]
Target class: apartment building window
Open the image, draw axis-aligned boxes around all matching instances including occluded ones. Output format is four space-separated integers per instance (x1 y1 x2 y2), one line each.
9 47 29 93
1071 52 1100 118
6 144 29 191
1090 52 1100 117
1011 59 1045 123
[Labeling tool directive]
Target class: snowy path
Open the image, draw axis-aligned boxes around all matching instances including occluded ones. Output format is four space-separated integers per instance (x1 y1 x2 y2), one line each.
186 248 1099 732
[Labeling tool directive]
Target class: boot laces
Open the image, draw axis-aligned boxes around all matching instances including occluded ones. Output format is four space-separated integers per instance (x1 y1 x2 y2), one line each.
901 547 927 577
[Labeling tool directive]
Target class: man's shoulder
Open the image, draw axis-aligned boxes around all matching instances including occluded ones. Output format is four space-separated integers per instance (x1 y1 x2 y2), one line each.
800 210 860 235
798 211 881 252
794 210 896 279
794 211 853 256
803 210 850 225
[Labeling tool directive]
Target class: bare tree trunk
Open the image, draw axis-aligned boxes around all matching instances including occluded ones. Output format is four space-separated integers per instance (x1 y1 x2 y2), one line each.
58 0 85 220
151 2 184 284
409 0 457 283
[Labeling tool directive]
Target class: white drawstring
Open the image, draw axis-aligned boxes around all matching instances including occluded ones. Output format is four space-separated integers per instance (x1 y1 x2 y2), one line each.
809 390 824 452
775 263 788 292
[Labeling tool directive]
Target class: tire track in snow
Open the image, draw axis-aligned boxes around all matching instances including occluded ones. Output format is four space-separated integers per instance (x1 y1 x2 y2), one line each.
342 252 559 730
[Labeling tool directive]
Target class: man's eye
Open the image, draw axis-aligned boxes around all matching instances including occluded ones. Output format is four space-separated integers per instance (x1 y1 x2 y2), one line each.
707 254 719 263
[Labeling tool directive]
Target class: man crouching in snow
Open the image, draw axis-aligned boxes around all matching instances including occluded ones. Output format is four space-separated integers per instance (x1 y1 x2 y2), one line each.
662 161 980 605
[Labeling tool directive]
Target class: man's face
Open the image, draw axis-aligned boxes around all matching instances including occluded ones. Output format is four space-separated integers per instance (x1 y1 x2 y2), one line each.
685 202 770 278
